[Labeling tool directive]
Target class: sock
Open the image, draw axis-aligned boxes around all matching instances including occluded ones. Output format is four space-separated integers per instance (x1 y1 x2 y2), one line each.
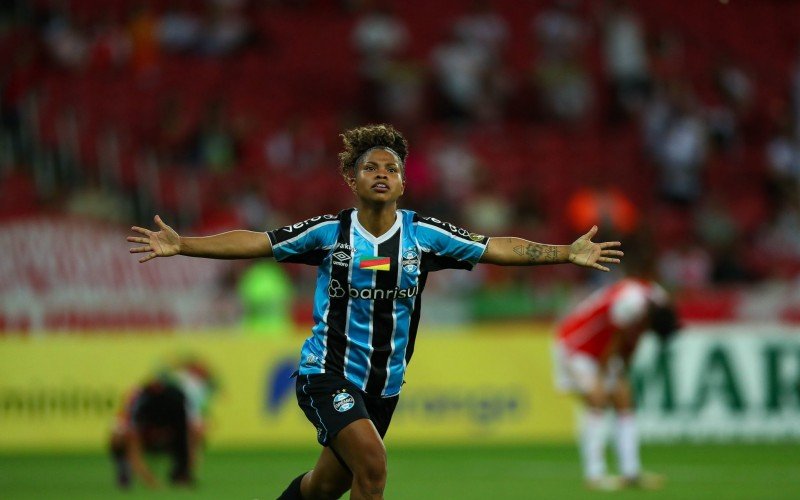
580 410 607 480
614 412 641 478
277 472 307 500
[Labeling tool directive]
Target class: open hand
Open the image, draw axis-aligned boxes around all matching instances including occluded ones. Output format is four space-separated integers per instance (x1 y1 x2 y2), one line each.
568 226 623 272
127 215 180 263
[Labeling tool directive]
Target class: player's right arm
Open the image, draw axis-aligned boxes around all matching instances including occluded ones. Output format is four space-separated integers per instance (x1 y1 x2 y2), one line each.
128 215 273 263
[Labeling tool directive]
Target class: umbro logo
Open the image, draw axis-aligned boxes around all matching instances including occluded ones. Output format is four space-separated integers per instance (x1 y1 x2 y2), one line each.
333 251 351 262
332 251 351 268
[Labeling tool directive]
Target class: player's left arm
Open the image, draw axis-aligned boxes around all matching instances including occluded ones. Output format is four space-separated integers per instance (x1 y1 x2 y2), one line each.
480 226 623 271
126 430 160 488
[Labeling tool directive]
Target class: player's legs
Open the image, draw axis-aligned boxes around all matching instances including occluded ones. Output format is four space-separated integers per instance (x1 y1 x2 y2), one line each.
282 419 386 500
610 377 664 489
610 376 639 479
579 377 611 486
152 386 192 485
559 348 611 484
284 373 396 499
297 446 353 499
328 418 387 499
167 409 192 485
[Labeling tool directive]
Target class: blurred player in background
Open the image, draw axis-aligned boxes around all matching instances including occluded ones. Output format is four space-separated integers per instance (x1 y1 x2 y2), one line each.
127 124 623 500
109 359 216 489
554 258 680 491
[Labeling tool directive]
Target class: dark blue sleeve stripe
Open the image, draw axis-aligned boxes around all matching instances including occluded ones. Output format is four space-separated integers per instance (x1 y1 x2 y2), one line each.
413 215 488 245
268 214 339 246
267 221 338 263
415 222 487 267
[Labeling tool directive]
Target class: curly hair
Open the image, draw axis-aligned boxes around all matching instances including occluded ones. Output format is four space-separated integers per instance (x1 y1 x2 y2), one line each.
338 124 409 181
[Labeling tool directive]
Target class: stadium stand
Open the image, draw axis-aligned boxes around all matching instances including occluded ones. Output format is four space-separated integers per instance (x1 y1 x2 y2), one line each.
2 0 800 330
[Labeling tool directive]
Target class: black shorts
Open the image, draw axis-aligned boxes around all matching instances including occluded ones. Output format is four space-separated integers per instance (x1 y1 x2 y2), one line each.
295 372 399 447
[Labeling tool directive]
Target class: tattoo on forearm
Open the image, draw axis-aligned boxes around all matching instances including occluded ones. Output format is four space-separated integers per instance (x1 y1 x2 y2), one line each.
513 244 559 264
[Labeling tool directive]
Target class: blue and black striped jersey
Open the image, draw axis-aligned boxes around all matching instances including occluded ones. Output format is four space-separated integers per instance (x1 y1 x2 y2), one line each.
267 208 488 397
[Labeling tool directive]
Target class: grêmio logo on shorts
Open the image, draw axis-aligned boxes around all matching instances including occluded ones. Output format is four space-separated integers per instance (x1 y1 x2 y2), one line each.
328 279 419 300
333 391 355 413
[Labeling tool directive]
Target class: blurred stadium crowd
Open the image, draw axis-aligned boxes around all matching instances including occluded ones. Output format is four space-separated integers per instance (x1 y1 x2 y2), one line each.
2 0 800 330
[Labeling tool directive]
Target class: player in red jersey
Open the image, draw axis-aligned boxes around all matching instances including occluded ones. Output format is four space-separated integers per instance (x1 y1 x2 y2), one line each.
554 276 679 490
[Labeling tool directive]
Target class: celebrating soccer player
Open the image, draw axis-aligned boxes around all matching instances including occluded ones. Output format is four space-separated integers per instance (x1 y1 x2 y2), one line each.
127 124 623 499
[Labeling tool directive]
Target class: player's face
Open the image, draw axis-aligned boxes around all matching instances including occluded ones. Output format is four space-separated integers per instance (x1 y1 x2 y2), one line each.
349 149 405 204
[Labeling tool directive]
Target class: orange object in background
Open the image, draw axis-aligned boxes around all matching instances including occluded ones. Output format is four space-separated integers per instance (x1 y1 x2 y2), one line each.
128 5 160 77
566 186 639 235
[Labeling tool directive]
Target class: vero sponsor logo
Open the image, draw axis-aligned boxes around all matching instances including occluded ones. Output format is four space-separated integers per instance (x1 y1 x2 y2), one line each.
279 215 337 233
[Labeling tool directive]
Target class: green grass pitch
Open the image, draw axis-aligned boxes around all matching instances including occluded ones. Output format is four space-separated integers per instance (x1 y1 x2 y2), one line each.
2 443 798 499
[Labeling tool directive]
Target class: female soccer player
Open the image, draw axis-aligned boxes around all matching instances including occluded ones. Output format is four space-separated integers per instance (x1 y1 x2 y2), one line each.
128 124 623 499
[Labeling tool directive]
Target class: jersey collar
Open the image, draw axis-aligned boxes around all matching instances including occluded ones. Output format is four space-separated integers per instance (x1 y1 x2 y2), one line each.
351 209 402 244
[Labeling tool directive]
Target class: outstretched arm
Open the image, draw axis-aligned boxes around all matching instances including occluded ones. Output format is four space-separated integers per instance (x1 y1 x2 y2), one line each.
128 215 273 263
480 226 623 271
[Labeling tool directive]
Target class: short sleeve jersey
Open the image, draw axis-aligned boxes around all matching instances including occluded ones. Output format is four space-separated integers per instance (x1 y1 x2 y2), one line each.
557 279 666 359
267 208 488 396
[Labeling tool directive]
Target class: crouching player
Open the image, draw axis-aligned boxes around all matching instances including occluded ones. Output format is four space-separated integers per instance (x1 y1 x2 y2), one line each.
109 361 215 489
554 276 679 490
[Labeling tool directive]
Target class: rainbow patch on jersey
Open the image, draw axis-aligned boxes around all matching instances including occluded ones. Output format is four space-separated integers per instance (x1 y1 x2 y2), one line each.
359 256 391 271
